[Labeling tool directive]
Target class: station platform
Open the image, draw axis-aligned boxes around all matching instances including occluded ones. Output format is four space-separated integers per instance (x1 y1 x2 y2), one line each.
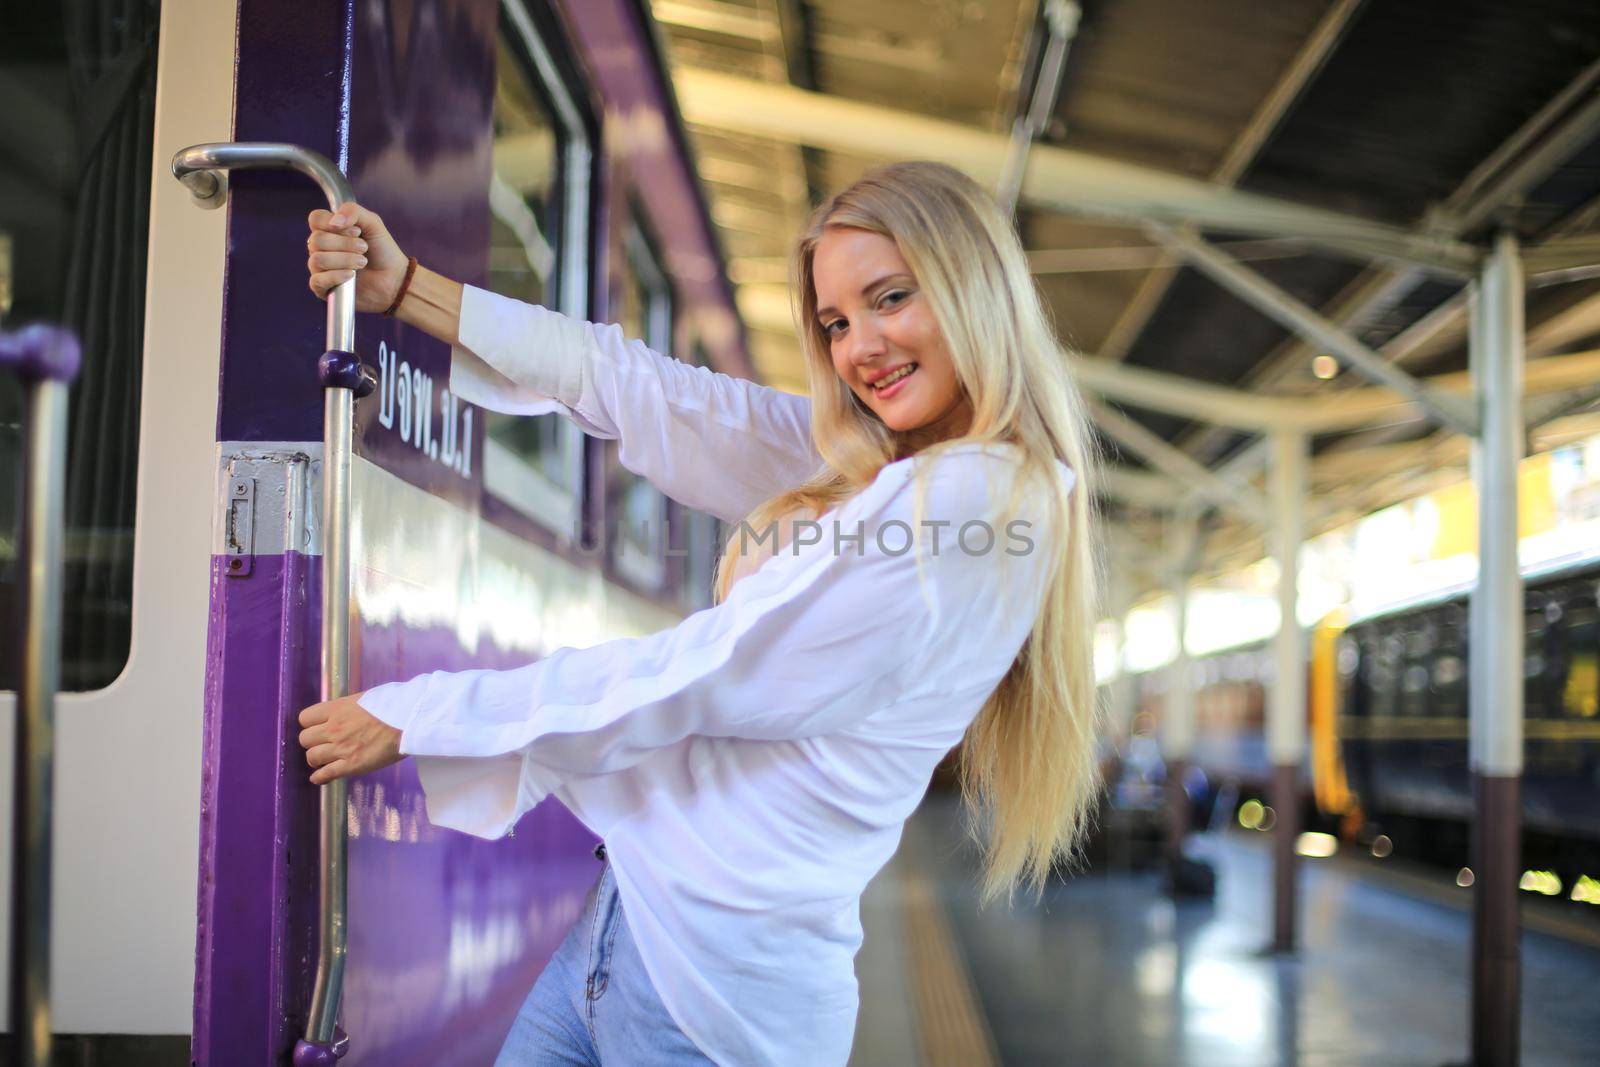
851 795 1600 1066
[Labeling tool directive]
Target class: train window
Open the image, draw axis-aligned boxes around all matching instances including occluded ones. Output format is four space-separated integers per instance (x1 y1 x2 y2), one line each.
1524 600 1551 716
1369 629 1401 718
609 220 672 592
1397 619 1435 716
0 3 160 690
681 341 722 612
1336 635 1361 680
1559 594 1599 719
1400 663 1431 713
481 2 593 536
683 507 722 612
1347 632 1378 718
1430 620 1466 718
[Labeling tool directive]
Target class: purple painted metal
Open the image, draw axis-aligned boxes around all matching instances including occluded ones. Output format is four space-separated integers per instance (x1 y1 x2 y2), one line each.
0 324 83 383
198 1 749 1062
193 553 321 1065
217 1 359 444
341 0 496 508
557 0 758 380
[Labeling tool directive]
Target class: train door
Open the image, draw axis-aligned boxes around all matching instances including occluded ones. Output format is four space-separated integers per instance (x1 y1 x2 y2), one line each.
0 0 229 1059
194 3 609 1064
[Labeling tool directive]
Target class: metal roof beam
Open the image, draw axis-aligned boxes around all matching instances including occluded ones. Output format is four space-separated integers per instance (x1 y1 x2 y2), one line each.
1089 400 1268 523
1095 0 1364 363
1521 234 1600 274
1099 466 1191 510
996 0 1081 217
1070 356 1296 431
1175 58 1600 465
1294 347 1600 432
653 0 776 42
1445 65 1600 233
766 0 827 207
1148 224 1482 437
672 67 1481 274
1072 341 1600 437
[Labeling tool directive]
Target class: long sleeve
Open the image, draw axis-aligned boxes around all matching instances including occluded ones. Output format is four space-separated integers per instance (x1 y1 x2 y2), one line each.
358 445 1072 839
449 284 822 524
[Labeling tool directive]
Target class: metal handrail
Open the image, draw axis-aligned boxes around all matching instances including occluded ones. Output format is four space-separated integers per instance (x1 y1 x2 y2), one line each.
172 142 369 1065
2 326 80 1067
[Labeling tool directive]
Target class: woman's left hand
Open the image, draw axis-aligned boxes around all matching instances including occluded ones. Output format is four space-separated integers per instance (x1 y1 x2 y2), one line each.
298 693 404 785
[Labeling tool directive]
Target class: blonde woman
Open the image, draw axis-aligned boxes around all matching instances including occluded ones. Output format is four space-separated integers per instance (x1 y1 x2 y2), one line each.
295 161 1102 1066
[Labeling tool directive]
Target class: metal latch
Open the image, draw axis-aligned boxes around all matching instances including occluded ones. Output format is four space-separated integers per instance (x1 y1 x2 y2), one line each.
225 476 255 576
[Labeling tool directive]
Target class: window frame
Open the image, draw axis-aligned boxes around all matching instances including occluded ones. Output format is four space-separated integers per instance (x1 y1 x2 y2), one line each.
680 343 723 612
482 0 595 542
610 214 675 593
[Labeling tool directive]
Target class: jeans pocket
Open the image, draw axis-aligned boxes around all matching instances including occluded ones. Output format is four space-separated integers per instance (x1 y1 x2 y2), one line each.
586 868 620 1001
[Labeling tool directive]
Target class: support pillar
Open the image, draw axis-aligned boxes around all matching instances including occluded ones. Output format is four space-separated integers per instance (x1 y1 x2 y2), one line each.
1469 232 1524 1067
1105 555 1137 747
1163 509 1200 870
1268 430 1308 953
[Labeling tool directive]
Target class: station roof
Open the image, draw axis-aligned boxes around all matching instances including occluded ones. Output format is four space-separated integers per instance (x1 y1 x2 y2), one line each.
644 0 1600 598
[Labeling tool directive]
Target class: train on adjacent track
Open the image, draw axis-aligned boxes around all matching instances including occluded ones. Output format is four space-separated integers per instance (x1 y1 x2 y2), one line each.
2 0 747 1062
1127 555 1600 887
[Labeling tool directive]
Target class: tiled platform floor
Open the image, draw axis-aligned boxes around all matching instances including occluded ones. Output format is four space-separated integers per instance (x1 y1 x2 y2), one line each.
851 794 1600 1066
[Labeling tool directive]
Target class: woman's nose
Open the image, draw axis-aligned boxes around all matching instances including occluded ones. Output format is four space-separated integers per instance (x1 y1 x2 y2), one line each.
844 319 887 365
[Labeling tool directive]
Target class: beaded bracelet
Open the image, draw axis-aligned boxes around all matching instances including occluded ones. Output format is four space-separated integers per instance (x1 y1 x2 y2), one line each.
384 256 420 317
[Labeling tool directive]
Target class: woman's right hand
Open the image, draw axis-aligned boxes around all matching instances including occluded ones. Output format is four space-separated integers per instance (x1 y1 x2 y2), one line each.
306 200 410 313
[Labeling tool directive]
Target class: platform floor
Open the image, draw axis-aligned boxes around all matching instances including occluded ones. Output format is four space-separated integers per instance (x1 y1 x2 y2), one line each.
850 795 1600 1067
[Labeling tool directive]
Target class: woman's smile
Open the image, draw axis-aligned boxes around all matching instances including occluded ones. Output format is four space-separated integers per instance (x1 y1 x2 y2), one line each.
810 227 971 447
867 362 918 397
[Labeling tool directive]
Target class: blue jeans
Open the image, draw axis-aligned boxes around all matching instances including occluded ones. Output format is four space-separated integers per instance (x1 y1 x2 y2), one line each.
495 846 715 1066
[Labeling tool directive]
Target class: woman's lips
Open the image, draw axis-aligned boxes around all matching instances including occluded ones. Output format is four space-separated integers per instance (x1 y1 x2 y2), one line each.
871 363 918 399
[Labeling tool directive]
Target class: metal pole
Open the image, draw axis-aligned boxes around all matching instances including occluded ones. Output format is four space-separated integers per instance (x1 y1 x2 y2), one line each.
1268 429 1307 953
995 0 1080 216
170 143 368 1066
1163 509 1199 870
2 326 80 1067
303 384 352 1057
1469 232 1524 1067
172 143 358 358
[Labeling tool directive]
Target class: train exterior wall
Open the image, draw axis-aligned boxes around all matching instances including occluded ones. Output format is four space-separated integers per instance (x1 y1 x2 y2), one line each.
1339 560 1600 862
194 2 740 1063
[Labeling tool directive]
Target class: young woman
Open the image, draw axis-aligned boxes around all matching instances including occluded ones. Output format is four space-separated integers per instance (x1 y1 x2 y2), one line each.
295 162 1102 1066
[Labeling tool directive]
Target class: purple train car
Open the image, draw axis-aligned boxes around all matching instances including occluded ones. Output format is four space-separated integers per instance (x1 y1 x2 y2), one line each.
1 1 751 1062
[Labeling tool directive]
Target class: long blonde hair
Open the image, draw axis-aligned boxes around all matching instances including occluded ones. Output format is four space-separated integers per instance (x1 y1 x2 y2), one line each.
712 161 1104 902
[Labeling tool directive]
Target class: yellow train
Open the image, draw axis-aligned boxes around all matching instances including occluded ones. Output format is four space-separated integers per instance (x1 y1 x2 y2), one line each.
1130 555 1600 879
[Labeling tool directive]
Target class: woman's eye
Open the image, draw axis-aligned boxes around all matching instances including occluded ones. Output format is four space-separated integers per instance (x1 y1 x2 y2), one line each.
823 319 846 338
879 289 909 310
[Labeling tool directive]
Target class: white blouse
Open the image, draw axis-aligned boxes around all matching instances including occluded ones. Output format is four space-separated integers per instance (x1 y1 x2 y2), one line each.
358 285 1076 1067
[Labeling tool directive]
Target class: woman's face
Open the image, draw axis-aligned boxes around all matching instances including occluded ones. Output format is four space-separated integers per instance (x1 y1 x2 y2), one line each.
812 227 971 451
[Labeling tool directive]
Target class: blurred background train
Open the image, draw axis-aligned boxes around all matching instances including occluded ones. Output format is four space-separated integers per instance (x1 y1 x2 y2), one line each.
1 0 751 1062
1122 553 1600 891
